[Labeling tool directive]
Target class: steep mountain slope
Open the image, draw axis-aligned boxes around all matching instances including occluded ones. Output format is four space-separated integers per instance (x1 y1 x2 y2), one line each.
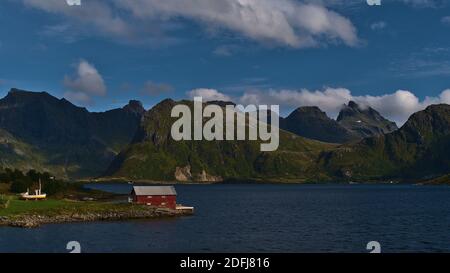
280 102 397 144
281 106 357 143
0 88 144 178
1 89 446 183
105 99 336 182
337 101 398 138
321 104 450 181
0 128 47 171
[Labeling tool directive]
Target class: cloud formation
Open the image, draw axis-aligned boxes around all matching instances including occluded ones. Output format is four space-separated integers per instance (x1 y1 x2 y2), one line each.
308 0 443 8
188 88 232 102
63 60 106 105
370 21 387 30
22 0 359 49
23 0 131 39
442 16 450 26
213 45 240 57
400 0 439 7
190 87 450 125
119 0 359 48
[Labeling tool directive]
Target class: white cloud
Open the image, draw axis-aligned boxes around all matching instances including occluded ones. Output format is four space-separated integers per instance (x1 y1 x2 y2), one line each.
357 90 425 124
189 87 450 125
63 60 106 105
187 88 232 102
239 87 353 117
400 0 438 7
22 0 359 49
119 0 359 48
439 89 450 102
213 45 240 57
306 0 443 8
23 0 131 38
370 21 387 30
441 16 450 25
64 60 106 96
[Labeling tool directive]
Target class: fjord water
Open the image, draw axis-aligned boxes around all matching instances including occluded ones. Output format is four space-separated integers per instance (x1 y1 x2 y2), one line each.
1 184 450 253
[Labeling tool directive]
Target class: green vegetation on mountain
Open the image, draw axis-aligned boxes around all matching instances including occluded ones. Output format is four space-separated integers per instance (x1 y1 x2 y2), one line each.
105 99 336 182
106 101 450 183
0 88 448 183
321 104 450 181
0 128 49 172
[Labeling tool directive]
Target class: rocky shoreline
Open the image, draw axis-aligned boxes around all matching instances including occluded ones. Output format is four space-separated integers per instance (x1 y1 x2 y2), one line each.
0 207 193 228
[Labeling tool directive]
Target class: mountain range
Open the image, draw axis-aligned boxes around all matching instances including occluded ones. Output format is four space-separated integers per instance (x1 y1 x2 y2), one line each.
0 88 448 183
321 104 450 181
104 99 335 182
280 101 398 143
0 88 144 179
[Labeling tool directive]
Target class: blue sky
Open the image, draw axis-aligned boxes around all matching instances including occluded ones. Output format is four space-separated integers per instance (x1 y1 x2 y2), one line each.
1 0 450 124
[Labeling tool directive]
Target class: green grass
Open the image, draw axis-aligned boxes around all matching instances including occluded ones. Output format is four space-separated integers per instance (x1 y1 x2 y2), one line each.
0 195 140 217
0 195 10 209
0 197 70 216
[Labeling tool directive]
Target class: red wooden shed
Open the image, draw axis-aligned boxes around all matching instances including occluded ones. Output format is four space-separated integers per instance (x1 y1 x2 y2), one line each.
131 186 177 210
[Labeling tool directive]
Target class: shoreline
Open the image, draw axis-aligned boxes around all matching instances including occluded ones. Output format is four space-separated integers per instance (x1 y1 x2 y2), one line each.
81 175 450 185
82 178 429 185
0 206 193 228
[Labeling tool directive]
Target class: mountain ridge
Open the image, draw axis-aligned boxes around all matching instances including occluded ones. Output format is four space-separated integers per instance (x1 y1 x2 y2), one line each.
0 88 145 179
337 100 398 139
280 101 398 143
281 106 357 143
321 104 450 181
0 89 448 183
106 100 450 183
104 99 336 182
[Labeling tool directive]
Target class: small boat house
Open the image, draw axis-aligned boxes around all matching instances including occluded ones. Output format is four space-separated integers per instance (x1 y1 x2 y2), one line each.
130 186 177 209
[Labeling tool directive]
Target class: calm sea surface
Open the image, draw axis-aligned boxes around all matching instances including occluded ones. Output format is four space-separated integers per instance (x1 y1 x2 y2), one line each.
1 184 450 253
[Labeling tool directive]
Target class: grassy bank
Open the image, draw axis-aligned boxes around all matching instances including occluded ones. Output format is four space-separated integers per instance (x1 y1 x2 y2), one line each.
0 169 193 228
0 196 118 217
0 195 190 228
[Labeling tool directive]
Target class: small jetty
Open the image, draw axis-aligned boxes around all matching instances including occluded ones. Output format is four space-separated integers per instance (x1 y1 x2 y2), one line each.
176 204 194 214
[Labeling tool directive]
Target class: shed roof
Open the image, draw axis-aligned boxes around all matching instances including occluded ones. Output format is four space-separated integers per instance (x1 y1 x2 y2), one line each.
132 186 177 196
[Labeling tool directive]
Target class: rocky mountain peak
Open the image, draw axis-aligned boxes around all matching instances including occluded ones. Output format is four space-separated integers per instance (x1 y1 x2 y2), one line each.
291 106 328 118
281 106 357 143
347 100 359 109
336 101 398 138
123 100 145 115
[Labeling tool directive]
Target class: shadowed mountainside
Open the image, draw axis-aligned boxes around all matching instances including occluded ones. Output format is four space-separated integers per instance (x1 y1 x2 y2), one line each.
0 89 448 183
337 101 398 139
281 106 357 143
0 88 144 179
280 101 398 143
